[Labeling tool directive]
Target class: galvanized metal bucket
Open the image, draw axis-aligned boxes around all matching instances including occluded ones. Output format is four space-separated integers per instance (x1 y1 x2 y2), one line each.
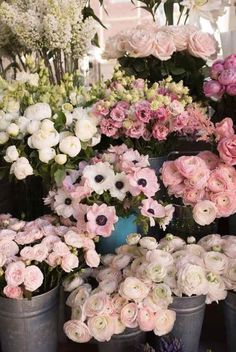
224 291 236 352
149 156 167 173
0 285 59 352
98 328 146 352
170 295 206 352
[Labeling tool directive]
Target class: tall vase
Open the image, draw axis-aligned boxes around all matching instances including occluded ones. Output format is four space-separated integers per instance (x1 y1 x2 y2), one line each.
170 295 206 352
223 291 236 352
98 328 146 352
97 215 137 255
0 286 59 352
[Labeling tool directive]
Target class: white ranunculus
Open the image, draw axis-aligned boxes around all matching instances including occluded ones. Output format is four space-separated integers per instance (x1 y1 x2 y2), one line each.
139 237 158 250
223 259 236 291
38 148 56 163
4 146 19 163
146 261 167 283
203 251 228 275
24 103 52 121
193 200 217 226
55 154 67 165
153 309 176 336
75 117 97 142
151 283 173 308
0 132 9 144
64 320 92 343
0 112 13 131
17 116 29 134
206 272 227 304
59 136 81 157
10 157 33 180
29 126 60 150
6 99 20 114
126 233 141 246
177 263 208 297
7 123 19 137
27 120 41 134
119 277 149 301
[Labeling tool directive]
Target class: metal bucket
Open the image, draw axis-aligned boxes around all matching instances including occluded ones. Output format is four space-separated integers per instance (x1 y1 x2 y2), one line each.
98 328 146 352
170 295 206 352
224 291 236 352
149 156 167 174
0 285 59 352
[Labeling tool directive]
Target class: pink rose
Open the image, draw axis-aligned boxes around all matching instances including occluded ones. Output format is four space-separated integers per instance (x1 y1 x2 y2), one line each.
61 253 79 273
24 265 43 292
137 308 155 331
32 243 48 262
64 320 92 343
226 84 236 96
125 29 154 57
217 135 236 166
210 60 225 79
188 31 217 60
5 261 25 286
198 151 220 170
120 303 138 328
3 285 23 299
0 239 19 258
218 69 236 85
210 191 236 217
84 249 100 268
161 161 184 187
203 80 225 99
161 25 192 51
46 252 61 267
135 101 152 123
224 54 236 70
152 31 176 60
152 124 169 141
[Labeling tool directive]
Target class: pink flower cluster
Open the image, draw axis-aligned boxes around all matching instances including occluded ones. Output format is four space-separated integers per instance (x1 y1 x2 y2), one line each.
47 145 174 236
161 148 236 226
204 54 236 100
63 232 229 343
0 214 101 299
92 74 214 144
103 24 217 61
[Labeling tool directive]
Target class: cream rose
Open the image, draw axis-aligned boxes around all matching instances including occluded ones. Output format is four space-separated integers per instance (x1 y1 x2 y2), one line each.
10 157 33 180
24 103 52 121
4 146 19 163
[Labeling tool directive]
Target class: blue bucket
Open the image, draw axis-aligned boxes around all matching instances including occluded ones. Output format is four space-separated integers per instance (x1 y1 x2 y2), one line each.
97 215 137 254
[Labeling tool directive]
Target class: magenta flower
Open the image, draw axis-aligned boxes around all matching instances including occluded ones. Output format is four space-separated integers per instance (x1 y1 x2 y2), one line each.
86 204 118 237
128 168 159 197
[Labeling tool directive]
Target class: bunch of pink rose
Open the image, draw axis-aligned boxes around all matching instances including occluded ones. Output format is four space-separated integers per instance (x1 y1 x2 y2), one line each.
0 213 101 299
90 70 214 149
204 54 236 100
161 147 236 226
46 145 174 236
103 24 217 61
63 233 229 343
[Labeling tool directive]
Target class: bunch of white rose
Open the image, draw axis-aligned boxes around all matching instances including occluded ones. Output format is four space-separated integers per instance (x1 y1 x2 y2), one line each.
63 232 233 344
0 100 100 181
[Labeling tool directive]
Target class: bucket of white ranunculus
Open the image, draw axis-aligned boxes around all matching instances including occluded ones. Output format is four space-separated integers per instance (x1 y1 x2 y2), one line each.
223 291 236 352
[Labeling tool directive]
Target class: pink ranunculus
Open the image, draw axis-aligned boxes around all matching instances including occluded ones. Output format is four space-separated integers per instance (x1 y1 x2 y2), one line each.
153 107 169 121
224 54 236 70
152 30 176 60
135 101 152 123
119 277 149 301
210 60 225 79
86 204 118 237
24 265 43 292
226 84 236 96
161 161 184 187
110 106 126 122
87 315 115 342
168 182 186 197
203 80 225 99
100 118 119 137
5 261 25 287
125 29 154 58
64 320 92 343
215 118 235 141
208 170 229 193
128 168 159 197
120 302 138 328
183 188 205 206
210 191 236 217
84 249 100 268
217 135 236 166
3 285 23 299
64 230 85 249
175 156 207 178
137 307 155 331
61 253 79 273
218 69 236 86
188 31 217 60
152 124 169 141
140 199 166 226
84 291 111 317
153 309 176 336
193 200 217 226
111 254 132 270
126 121 146 139
185 165 210 189
198 151 220 170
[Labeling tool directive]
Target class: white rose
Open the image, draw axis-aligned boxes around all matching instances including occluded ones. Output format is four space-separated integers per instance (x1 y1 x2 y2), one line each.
16 72 39 86
59 136 81 157
17 116 29 134
139 237 158 250
177 263 208 296
7 123 19 137
10 157 33 180
24 103 52 121
75 117 97 142
126 233 141 246
38 148 56 163
29 127 59 150
27 120 41 134
40 119 55 131
55 154 67 165
0 132 9 144
153 309 176 336
4 146 19 163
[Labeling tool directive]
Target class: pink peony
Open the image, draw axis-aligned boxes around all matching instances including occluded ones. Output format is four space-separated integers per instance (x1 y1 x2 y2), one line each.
84 249 100 268
218 69 236 86
24 265 43 292
86 204 118 237
224 54 236 70
198 151 220 170
140 199 166 226
217 135 236 166
161 161 184 187
138 308 155 331
128 168 159 197
5 261 25 287
210 60 225 79
203 80 225 99
152 124 169 141
120 303 138 328
226 84 236 96
152 31 176 60
135 101 152 123
3 285 23 299
188 31 217 60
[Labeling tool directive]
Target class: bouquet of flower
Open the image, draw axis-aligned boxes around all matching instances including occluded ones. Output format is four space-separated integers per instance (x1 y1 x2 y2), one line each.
46 145 174 236
103 24 218 99
63 233 228 343
161 118 236 226
0 212 102 299
203 54 236 122
85 68 214 156
0 59 100 184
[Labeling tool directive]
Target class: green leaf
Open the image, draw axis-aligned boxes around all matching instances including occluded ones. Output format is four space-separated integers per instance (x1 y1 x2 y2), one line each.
54 111 66 131
91 33 100 48
54 168 66 186
170 67 186 75
164 0 174 25
83 7 107 29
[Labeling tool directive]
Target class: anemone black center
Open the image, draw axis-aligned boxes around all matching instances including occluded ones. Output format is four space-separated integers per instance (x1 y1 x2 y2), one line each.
95 175 104 183
148 208 155 215
65 198 72 205
137 178 147 187
96 215 108 226
115 181 124 190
